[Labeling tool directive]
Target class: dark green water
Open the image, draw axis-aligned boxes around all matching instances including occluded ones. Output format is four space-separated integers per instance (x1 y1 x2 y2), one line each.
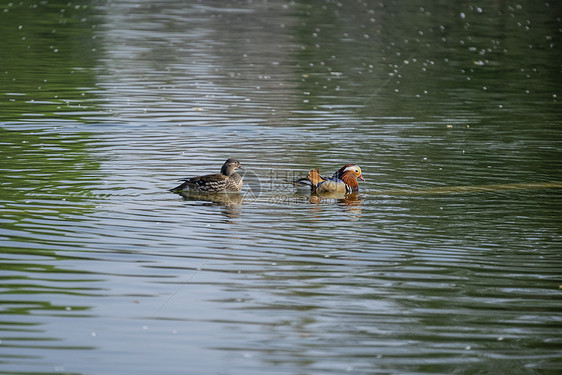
1 1 561 374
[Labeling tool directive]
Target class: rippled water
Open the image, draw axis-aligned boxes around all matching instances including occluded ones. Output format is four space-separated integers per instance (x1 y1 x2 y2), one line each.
1 1 561 374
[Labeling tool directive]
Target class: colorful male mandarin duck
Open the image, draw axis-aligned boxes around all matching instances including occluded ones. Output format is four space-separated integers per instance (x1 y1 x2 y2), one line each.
293 164 365 194
170 158 243 193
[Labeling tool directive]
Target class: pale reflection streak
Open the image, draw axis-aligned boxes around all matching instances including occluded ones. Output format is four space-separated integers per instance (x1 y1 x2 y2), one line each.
366 181 562 196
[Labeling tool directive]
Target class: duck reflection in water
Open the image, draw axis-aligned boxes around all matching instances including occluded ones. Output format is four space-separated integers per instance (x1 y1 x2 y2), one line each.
176 191 243 219
309 193 364 217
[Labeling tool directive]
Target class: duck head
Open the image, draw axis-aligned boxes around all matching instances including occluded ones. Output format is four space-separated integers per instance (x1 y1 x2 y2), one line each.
339 165 365 192
221 158 243 176
337 164 365 181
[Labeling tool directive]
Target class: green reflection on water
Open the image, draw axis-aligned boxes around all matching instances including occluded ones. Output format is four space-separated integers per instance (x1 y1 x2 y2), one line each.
0 127 100 202
0 0 103 217
0 1 105 359
292 0 561 120
0 126 103 308
0 127 102 365
0 0 103 122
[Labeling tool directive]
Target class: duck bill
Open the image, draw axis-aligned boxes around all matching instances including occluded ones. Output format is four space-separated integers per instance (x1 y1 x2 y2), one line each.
358 174 365 181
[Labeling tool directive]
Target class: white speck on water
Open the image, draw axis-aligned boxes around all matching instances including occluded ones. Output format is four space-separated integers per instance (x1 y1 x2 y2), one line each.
460 12 466 19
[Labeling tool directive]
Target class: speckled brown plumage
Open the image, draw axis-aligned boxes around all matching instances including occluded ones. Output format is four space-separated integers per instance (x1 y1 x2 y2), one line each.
170 158 243 193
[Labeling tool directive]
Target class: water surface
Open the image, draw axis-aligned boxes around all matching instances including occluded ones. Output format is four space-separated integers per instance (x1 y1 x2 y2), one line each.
1 1 561 374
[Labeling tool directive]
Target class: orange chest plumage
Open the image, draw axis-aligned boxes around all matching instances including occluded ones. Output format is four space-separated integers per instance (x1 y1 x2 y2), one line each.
339 171 360 192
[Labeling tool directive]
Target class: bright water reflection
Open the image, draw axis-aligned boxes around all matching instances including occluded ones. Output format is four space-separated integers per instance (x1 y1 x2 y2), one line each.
1 0 561 374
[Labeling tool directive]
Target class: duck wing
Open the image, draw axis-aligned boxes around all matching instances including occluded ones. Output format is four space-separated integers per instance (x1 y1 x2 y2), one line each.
290 177 315 189
306 169 325 187
170 173 228 192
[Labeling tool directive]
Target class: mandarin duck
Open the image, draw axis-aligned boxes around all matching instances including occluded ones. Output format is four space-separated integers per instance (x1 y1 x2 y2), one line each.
170 158 243 193
293 164 365 194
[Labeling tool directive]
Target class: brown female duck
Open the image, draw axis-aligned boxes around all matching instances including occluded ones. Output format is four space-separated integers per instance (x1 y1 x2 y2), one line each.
170 158 243 193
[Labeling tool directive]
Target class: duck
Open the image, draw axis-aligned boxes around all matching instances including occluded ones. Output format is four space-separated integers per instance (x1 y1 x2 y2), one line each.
292 164 365 194
170 158 243 193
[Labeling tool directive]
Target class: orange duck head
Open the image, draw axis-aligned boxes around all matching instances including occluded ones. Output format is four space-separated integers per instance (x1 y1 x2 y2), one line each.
338 165 364 192
334 164 365 181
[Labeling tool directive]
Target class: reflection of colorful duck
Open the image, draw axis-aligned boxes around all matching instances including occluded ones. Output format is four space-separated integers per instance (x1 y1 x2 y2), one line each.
170 158 243 193
308 190 364 218
294 164 365 194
